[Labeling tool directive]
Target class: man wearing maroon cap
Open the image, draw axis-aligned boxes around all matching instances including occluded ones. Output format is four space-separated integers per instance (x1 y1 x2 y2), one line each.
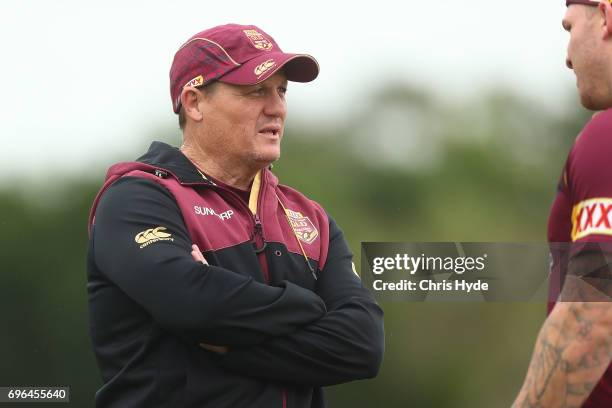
86 24 384 407
512 2 612 407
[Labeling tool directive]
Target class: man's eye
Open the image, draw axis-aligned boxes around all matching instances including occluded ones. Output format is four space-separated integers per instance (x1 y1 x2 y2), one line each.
279 87 287 95
251 88 265 95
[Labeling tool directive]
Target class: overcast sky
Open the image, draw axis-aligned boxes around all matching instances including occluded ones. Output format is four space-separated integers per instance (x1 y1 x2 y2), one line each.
0 1 573 184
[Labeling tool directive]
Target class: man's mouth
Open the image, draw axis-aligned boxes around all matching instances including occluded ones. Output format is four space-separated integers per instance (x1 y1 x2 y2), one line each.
258 126 281 137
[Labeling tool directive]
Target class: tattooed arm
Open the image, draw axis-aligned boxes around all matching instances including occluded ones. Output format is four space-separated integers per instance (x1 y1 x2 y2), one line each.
512 254 612 408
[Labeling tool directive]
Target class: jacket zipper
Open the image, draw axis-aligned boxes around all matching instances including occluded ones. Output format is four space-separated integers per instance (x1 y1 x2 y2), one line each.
252 213 267 254
198 175 270 284
251 172 286 407
197 174 285 406
252 213 270 282
253 171 270 283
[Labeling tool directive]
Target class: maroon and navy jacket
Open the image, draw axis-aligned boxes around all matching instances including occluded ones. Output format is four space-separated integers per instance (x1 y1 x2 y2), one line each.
548 109 612 407
86 141 384 408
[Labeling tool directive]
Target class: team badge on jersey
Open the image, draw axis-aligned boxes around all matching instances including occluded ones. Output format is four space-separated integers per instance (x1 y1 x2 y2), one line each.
243 29 273 51
571 198 612 241
285 208 319 244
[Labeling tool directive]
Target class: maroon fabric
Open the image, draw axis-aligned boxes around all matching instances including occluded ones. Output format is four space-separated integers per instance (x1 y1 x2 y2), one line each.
169 24 319 113
566 0 601 7
547 108 612 407
87 162 171 235
90 163 330 269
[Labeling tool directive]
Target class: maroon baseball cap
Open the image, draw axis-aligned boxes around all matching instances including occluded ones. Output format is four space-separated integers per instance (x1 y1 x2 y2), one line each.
169 23 320 113
566 0 601 6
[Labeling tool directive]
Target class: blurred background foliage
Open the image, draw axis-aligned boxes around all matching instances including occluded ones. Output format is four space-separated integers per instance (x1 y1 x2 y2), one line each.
0 82 591 407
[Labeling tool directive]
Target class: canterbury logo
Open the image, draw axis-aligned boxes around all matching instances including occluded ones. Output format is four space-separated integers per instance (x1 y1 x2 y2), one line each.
135 226 174 248
254 59 276 77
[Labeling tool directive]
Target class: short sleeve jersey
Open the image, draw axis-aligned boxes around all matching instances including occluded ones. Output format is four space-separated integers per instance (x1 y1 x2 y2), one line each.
547 108 612 406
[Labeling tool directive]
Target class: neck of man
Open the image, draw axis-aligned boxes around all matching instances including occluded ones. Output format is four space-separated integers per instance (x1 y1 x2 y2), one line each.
180 140 259 191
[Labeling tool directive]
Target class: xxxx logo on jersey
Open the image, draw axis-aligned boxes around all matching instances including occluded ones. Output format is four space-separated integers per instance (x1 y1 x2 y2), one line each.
571 198 612 241
285 209 319 245
135 226 174 249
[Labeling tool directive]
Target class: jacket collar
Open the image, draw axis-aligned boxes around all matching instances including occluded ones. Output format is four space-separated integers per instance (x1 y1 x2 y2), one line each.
136 141 209 185
135 141 279 188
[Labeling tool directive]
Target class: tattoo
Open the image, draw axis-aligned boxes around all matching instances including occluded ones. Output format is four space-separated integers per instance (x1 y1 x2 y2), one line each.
512 277 611 408
514 320 564 408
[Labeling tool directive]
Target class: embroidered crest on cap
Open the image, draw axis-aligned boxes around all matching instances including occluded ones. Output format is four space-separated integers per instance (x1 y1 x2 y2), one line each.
285 209 319 244
571 198 612 241
184 75 204 88
243 29 273 51
254 59 276 78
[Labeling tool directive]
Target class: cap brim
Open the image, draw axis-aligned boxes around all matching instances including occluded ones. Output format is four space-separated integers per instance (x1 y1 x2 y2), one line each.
219 52 319 85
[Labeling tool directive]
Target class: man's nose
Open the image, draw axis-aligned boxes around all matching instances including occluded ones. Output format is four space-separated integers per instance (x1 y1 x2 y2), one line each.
566 57 573 70
264 93 287 118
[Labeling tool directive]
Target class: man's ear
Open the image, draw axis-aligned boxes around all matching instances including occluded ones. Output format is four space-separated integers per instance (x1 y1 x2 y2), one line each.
599 1 612 39
180 87 204 123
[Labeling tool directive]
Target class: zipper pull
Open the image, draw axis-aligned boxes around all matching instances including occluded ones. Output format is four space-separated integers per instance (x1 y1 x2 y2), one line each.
308 262 318 281
252 214 267 254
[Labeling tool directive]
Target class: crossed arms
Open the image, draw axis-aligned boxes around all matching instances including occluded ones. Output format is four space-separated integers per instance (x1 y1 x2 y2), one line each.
91 177 384 386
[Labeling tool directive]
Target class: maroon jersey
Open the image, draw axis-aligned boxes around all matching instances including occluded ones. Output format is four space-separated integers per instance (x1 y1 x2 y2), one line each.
548 109 612 407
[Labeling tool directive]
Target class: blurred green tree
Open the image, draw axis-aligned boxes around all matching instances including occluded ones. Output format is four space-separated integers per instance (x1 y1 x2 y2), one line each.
0 83 591 407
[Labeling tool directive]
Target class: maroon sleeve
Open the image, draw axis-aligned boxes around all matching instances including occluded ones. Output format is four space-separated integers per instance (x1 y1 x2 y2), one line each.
559 110 612 402
568 109 612 252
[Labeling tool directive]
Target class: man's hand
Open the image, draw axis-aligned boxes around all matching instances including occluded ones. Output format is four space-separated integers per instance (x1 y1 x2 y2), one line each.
199 343 229 354
191 244 230 354
191 244 208 265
